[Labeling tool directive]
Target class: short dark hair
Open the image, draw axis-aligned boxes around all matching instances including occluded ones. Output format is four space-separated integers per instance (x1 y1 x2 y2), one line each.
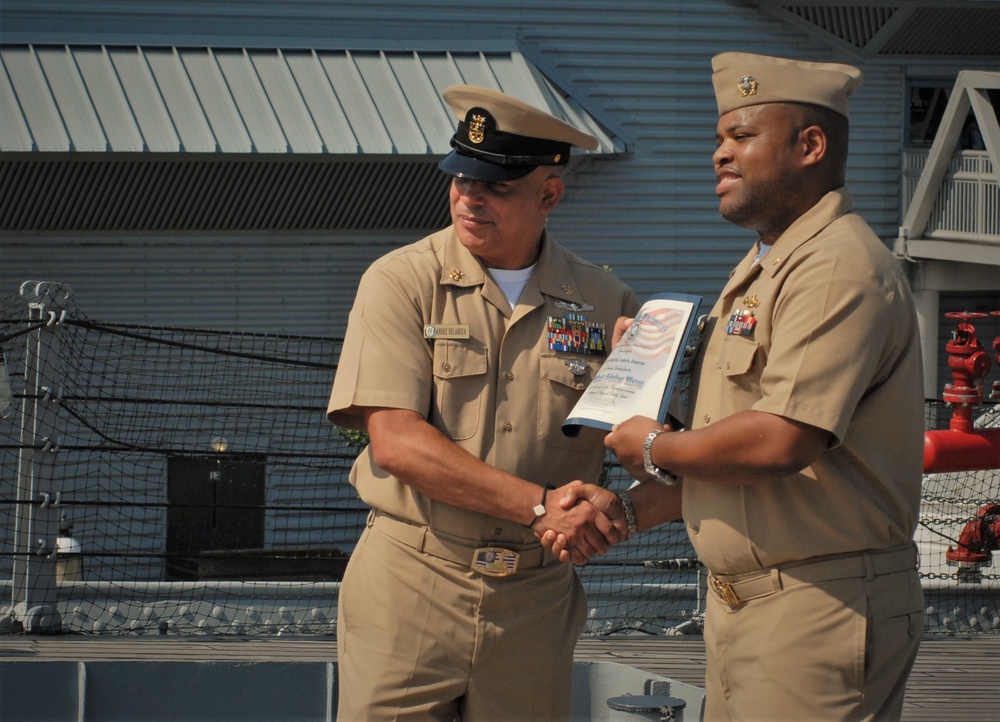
786 102 850 172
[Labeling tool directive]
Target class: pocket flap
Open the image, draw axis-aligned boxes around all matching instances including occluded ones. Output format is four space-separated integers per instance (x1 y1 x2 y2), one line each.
539 353 599 390
721 337 758 377
433 340 487 379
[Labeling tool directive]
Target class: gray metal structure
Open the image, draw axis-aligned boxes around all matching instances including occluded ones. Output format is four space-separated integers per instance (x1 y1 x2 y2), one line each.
1 1 998 391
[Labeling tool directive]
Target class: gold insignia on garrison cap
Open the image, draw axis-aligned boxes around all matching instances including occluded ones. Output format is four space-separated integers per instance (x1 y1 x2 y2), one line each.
737 75 758 97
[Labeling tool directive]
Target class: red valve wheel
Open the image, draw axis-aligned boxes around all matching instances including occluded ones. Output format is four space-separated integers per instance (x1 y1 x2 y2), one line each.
944 311 989 321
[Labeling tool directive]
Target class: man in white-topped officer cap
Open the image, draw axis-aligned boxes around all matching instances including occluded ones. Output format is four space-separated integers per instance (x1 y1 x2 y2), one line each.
439 85 599 182
546 52 925 721
329 84 638 720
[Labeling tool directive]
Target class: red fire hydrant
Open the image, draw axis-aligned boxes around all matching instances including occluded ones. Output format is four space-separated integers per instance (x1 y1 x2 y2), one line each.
936 311 1000 579
992 310 1000 403
946 503 1000 577
924 312 1000 474
942 311 992 432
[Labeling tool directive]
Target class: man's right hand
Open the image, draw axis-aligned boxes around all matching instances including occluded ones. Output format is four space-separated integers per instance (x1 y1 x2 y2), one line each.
537 483 625 565
531 481 628 564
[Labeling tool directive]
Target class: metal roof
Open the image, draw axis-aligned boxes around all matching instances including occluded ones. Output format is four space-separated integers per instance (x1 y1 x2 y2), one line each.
750 1 1000 59
0 45 622 155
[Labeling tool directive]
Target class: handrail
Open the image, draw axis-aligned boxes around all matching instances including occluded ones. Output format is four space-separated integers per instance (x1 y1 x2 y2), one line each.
902 148 1000 245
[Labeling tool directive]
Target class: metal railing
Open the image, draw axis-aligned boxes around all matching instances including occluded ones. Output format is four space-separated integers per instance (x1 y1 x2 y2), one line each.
903 148 1000 245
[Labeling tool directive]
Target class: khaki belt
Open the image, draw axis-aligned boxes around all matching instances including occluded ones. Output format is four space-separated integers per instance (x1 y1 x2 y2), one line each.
709 543 919 609
368 510 552 577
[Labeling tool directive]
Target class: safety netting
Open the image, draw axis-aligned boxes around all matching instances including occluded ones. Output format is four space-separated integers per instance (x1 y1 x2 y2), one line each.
1 284 997 637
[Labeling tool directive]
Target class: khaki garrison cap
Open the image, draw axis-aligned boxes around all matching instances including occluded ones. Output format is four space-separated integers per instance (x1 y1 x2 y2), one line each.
439 84 599 182
711 52 863 119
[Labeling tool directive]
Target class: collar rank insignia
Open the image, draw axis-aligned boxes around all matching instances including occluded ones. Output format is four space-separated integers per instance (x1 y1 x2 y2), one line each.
449 269 465 281
548 314 607 356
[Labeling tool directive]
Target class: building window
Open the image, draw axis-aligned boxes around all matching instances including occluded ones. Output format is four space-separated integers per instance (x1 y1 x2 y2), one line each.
908 79 998 149
907 80 954 147
166 455 266 580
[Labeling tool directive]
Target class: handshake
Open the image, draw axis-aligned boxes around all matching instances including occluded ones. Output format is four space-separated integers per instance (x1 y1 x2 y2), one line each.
532 415 682 566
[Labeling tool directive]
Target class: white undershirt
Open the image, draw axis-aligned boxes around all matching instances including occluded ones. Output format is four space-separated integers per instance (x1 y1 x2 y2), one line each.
488 264 536 310
752 242 773 268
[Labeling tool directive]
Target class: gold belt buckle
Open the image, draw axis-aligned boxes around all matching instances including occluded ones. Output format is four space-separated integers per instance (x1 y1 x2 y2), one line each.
712 575 743 608
472 547 520 577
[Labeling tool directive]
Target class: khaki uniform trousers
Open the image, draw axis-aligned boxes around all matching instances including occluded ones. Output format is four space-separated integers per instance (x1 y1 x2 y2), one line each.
702 544 924 722
336 513 587 722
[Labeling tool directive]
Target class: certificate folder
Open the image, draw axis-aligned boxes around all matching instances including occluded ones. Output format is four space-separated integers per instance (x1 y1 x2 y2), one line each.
562 293 702 435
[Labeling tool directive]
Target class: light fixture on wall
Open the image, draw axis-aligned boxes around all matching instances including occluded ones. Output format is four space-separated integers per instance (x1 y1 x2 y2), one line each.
210 436 229 453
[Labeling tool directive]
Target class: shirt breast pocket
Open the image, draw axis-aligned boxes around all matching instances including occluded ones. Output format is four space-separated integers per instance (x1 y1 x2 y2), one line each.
432 340 488 440
537 353 601 450
719 335 760 397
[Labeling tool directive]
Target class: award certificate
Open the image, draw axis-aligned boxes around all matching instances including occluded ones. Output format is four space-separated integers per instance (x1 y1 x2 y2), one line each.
563 293 701 434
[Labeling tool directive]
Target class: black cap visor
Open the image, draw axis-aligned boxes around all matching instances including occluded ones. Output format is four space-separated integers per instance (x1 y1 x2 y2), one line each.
438 148 537 183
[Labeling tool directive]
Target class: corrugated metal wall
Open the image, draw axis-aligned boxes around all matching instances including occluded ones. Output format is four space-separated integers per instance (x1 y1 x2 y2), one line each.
0 0 986 337
2 232 396 336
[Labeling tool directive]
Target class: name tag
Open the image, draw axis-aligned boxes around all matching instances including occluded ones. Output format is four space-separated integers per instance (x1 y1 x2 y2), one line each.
424 324 470 339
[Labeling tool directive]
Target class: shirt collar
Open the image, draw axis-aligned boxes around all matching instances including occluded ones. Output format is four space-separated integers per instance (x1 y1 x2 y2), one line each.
439 227 586 307
759 187 855 277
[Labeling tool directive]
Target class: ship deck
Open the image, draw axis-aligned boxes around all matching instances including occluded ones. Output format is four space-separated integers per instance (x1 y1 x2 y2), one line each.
1 633 998 721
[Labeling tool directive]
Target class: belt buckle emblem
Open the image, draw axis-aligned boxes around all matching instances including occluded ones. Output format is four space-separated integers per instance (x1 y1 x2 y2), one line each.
712 576 743 608
472 547 519 577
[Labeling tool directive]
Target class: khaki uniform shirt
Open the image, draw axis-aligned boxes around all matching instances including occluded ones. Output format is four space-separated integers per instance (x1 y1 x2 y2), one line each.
684 189 924 574
329 226 639 545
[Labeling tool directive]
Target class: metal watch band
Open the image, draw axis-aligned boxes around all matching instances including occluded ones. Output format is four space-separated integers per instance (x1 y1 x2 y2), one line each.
643 429 678 485
616 490 638 536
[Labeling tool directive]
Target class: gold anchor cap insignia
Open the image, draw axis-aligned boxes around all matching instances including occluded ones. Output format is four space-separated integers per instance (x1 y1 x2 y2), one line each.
737 75 758 97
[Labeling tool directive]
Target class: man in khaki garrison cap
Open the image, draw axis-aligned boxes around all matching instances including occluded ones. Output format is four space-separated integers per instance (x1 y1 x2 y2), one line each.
547 52 925 721
328 84 639 720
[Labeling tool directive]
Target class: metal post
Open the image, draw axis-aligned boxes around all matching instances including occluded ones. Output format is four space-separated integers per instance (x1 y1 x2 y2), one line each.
11 281 73 632
913 288 941 400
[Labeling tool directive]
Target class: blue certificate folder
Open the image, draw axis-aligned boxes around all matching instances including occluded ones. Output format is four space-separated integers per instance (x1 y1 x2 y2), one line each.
562 293 702 436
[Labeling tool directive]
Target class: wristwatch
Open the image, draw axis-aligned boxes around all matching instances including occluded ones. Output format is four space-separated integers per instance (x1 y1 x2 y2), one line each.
643 429 678 485
616 490 638 537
